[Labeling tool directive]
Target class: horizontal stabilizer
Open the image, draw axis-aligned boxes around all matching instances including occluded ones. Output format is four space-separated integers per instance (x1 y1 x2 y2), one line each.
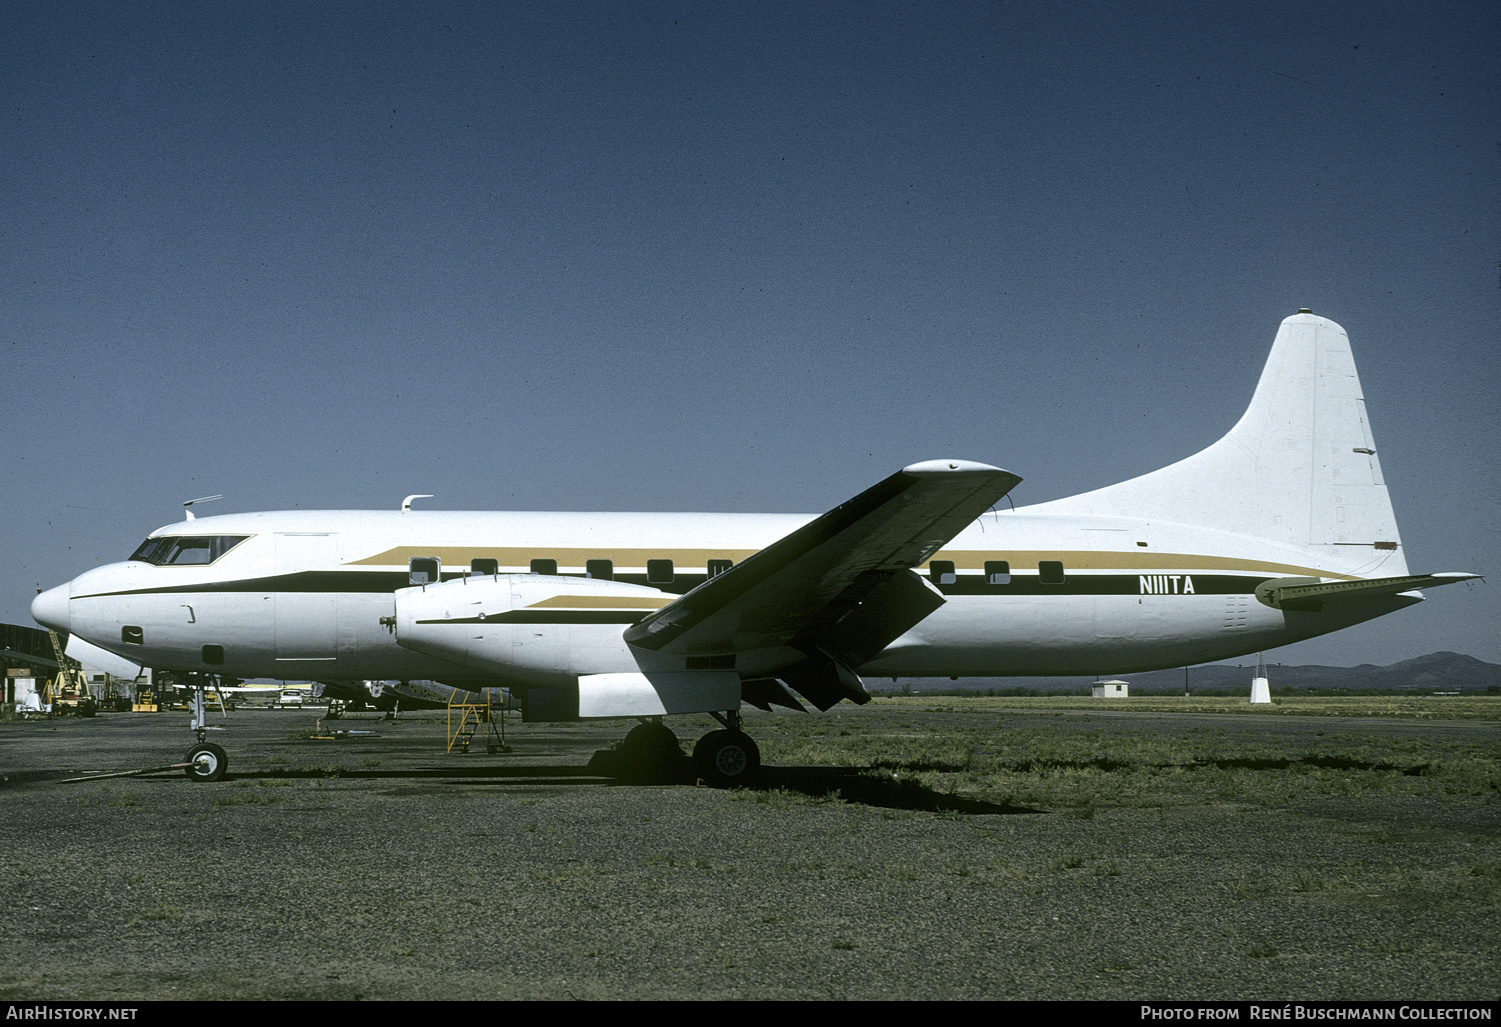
1255 572 1481 611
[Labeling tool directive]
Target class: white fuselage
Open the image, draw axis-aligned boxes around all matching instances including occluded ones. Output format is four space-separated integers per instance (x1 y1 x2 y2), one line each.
45 503 1414 688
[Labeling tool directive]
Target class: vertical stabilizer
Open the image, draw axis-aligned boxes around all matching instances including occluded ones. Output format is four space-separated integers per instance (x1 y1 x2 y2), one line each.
1031 313 1408 577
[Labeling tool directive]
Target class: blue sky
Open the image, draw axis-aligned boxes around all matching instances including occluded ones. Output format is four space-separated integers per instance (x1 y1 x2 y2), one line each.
4 1 1496 666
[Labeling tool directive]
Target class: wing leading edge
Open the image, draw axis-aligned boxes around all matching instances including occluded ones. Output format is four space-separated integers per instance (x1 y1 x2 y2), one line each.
624 460 1022 710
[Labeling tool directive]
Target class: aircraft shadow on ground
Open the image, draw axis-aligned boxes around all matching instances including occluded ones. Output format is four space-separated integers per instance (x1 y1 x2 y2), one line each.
750 765 1046 815
199 757 1046 815
46 752 1415 811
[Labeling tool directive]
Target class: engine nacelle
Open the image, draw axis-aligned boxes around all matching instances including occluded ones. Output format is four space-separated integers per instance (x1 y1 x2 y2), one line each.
392 574 741 720
393 573 668 685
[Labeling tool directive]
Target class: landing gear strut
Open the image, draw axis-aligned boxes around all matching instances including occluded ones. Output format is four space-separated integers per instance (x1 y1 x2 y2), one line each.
183 673 229 782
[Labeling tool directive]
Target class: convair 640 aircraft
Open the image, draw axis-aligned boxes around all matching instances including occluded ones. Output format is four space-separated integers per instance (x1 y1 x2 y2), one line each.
32 312 1477 783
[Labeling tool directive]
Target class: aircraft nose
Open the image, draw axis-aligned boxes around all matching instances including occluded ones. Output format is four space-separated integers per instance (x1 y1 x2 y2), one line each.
32 583 71 632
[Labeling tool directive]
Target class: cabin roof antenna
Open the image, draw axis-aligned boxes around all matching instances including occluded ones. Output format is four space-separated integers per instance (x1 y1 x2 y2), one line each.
182 495 224 521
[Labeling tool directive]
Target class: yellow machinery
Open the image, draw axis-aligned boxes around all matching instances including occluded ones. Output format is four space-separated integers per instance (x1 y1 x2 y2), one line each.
42 629 95 716
446 689 509 754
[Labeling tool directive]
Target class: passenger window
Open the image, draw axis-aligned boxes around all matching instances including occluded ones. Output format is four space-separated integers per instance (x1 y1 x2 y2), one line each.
530 559 558 576
202 644 224 665
122 626 143 646
647 559 674 584
707 559 734 579
929 560 957 585
470 558 498 576
586 559 614 581
409 557 440 585
985 560 1011 585
1039 560 1065 585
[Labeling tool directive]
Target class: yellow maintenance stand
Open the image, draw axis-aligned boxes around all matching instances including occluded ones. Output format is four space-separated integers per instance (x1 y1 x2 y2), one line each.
446 688 509 754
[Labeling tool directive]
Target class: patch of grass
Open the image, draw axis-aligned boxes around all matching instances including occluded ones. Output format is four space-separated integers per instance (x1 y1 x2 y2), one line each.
1223 878 1262 901
726 787 845 807
743 698 1499 815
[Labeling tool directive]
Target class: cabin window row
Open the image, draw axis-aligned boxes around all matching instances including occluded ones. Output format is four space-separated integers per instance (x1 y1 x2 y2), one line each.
409 557 738 586
928 560 1066 585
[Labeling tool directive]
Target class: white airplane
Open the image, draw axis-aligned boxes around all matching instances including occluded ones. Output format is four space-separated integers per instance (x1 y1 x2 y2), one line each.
32 311 1477 783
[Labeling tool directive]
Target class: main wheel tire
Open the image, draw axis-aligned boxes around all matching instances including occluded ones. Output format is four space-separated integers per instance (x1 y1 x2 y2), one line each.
693 730 761 788
185 742 228 782
618 722 685 783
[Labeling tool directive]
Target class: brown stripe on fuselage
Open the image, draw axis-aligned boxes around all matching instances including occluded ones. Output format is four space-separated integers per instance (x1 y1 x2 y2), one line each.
344 545 1357 581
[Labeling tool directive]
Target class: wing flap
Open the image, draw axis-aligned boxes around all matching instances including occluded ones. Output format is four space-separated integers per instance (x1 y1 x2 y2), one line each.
624 460 1021 656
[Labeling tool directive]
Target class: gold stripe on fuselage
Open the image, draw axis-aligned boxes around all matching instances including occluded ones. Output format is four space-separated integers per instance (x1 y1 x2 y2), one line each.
344 545 1358 581
526 595 672 609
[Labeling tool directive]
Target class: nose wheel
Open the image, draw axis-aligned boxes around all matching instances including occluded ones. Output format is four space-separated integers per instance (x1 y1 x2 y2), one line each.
185 742 228 782
182 673 229 781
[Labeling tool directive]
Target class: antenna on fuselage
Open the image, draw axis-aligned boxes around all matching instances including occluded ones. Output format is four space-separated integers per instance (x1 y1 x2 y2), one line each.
182 495 224 521
402 494 434 512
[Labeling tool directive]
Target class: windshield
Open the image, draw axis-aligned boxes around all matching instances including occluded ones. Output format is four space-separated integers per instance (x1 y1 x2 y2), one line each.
129 535 250 566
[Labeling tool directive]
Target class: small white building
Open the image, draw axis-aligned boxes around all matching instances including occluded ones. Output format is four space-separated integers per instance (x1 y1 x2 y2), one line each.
1091 680 1129 698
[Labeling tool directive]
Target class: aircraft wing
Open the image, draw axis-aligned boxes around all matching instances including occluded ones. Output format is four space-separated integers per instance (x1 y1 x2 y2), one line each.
623 460 1021 672
1255 572 1482 611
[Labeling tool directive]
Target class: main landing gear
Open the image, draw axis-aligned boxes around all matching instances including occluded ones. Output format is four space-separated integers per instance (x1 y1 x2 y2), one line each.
693 727 761 789
616 721 685 783
609 711 761 787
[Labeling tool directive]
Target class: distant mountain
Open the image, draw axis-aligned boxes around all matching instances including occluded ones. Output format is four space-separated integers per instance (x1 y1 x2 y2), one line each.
886 652 1501 694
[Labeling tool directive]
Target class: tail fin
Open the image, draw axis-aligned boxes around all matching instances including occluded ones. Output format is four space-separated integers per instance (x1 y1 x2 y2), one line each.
1032 312 1408 577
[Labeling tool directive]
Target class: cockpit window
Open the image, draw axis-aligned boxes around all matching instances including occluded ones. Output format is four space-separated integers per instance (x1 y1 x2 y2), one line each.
129 535 249 566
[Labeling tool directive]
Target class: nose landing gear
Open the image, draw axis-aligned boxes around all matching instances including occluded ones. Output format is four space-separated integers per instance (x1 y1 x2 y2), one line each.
183 673 229 782
185 741 228 782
